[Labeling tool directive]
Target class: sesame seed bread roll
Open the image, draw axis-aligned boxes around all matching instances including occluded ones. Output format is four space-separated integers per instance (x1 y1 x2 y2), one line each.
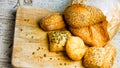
83 47 105 68
64 4 106 28
64 4 91 28
83 44 117 68
40 13 66 31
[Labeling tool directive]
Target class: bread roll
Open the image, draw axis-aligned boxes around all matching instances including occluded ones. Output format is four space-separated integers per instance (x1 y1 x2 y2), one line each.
64 4 106 28
69 20 109 47
102 44 117 68
66 36 88 61
48 31 71 52
40 13 66 31
64 4 91 28
83 44 116 68
83 47 105 68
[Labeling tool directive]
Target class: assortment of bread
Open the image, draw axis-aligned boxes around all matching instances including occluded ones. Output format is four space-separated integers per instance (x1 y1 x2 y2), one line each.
39 2 117 68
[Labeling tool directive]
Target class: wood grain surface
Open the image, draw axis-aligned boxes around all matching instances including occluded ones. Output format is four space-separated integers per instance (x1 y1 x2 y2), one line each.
12 6 85 68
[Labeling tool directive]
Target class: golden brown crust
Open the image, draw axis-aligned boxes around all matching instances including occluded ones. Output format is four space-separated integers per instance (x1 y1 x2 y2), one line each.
101 44 117 68
85 5 106 25
83 44 117 68
64 4 106 28
40 13 66 31
48 31 71 52
69 20 110 47
64 4 91 28
66 36 88 61
83 47 105 68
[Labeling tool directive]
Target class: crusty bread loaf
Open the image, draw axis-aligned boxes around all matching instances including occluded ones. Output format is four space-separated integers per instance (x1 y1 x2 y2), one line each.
64 4 109 47
64 4 106 28
69 20 109 47
83 44 117 68
40 13 66 31
66 36 88 61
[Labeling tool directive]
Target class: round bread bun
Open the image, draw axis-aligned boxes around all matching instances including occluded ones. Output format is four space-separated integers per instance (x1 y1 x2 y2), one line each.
40 13 66 31
66 36 88 61
64 4 106 28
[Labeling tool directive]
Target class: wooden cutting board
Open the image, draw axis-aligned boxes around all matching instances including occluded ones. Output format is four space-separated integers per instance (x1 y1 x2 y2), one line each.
12 6 118 68
11 6 85 68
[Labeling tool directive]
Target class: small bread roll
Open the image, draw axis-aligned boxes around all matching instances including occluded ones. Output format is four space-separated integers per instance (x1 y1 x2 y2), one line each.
83 44 116 68
40 13 66 31
48 31 71 52
66 36 88 61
